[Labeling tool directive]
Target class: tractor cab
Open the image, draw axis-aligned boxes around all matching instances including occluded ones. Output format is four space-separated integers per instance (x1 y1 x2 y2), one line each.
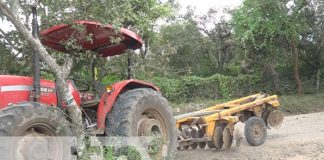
40 20 143 107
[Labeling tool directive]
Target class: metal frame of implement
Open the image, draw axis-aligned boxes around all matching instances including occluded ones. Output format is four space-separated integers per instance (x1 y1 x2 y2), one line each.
175 93 283 150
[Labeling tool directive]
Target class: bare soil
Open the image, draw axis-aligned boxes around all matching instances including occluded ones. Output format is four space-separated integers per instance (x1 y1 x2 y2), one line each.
176 112 324 160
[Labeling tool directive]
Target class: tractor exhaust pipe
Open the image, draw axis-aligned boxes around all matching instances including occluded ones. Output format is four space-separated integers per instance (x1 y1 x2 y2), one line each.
31 6 41 102
127 51 133 79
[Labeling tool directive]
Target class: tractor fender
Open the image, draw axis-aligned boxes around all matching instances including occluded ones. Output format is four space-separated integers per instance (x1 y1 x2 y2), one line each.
97 79 159 129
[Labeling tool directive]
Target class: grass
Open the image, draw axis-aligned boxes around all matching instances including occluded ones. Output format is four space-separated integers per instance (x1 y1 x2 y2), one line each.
80 135 164 160
280 93 324 115
171 98 229 115
171 93 324 115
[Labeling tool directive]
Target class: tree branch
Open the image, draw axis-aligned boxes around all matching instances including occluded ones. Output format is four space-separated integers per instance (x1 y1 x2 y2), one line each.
0 28 22 52
0 0 84 139
0 1 61 73
63 55 73 76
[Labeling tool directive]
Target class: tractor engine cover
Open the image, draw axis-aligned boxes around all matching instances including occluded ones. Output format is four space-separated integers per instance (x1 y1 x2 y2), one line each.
0 75 57 108
0 75 81 108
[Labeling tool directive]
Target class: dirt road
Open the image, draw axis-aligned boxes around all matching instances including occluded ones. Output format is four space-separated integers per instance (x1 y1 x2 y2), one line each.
176 112 324 160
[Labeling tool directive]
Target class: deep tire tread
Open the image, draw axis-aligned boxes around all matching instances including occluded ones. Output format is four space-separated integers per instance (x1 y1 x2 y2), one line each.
244 116 267 146
0 102 72 160
105 88 177 158
0 102 72 136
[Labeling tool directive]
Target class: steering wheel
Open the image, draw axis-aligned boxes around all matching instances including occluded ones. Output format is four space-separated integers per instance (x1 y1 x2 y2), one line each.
40 70 90 92
69 78 90 92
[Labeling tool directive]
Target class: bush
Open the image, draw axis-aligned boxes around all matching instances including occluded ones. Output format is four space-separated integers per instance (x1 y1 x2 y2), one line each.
150 77 184 102
149 74 261 103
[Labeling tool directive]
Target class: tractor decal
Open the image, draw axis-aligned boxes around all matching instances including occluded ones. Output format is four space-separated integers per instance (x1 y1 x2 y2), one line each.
0 85 55 93
0 85 33 92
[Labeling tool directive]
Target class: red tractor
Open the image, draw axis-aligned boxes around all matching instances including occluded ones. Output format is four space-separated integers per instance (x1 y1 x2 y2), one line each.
0 20 176 159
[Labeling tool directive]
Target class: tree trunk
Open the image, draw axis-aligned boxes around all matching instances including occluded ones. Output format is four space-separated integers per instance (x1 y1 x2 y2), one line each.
291 40 303 95
265 63 280 92
0 1 85 156
316 68 321 93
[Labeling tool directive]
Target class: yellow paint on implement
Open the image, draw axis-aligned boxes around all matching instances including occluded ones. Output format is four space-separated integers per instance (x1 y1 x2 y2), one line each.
176 93 281 140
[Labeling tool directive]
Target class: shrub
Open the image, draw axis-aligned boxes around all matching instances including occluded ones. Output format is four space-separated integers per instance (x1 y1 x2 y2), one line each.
149 74 261 103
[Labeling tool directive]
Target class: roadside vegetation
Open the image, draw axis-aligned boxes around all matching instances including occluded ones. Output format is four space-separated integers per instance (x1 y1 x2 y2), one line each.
280 93 324 115
172 93 324 116
1 0 323 110
1 0 324 159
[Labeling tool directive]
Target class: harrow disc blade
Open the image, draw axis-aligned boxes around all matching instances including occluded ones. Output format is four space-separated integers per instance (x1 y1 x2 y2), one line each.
213 127 223 151
197 129 206 149
190 128 198 149
207 142 215 148
233 127 243 148
223 127 233 149
183 145 190 150
267 110 284 129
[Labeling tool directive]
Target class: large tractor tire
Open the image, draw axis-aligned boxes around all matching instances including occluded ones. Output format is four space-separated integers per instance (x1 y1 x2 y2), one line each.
244 116 267 146
0 102 72 160
105 88 177 159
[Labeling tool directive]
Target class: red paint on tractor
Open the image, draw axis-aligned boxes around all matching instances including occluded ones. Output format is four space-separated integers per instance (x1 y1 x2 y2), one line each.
0 75 81 108
96 79 159 129
0 75 57 108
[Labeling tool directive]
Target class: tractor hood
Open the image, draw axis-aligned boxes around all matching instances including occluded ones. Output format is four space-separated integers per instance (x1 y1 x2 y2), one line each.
40 20 143 57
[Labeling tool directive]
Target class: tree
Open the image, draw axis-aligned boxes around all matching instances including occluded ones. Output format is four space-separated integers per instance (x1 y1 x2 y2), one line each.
156 21 210 76
146 8 236 77
232 0 309 95
0 0 85 154
197 8 236 73
0 0 174 156
0 29 34 75
298 0 324 92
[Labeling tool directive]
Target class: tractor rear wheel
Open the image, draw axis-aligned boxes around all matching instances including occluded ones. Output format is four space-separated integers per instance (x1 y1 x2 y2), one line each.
244 116 267 146
0 102 72 160
105 88 177 159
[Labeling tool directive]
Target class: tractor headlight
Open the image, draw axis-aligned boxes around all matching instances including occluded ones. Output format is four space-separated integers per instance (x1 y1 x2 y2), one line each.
106 85 114 93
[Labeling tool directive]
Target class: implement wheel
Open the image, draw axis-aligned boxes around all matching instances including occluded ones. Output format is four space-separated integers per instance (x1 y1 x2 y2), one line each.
212 127 223 151
244 117 267 146
105 88 177 159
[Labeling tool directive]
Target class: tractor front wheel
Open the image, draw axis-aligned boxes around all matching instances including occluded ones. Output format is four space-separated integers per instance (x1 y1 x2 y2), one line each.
0 102 72 160
105 88 177 159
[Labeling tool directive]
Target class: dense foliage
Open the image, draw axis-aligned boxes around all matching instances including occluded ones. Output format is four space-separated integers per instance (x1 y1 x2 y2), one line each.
148 74 260 102
1 0 324 103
